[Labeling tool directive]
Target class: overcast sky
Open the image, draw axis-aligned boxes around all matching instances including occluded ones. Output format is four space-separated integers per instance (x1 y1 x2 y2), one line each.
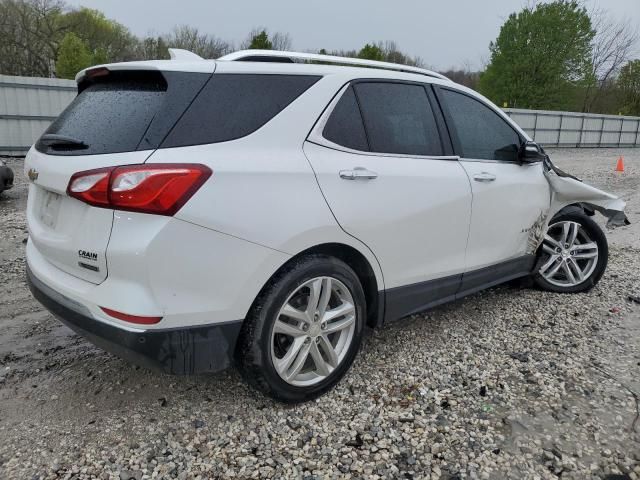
66 0 640 70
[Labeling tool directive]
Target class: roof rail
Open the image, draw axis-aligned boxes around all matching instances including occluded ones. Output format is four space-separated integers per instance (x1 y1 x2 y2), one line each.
218 50 450 81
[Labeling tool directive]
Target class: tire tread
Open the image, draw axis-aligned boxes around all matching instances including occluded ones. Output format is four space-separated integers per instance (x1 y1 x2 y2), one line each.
236 254 365 402
533 211 608 293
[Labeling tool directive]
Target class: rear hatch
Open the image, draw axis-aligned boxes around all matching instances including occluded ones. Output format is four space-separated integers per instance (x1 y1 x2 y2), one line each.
26 69 212 284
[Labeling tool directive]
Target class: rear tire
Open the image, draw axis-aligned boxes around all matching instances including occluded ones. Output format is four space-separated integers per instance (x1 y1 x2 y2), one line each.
533 210 608 293
236 254 366 403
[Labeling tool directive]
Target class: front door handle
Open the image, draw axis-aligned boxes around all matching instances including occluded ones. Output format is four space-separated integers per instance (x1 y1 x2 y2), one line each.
473 172 496 183
339 167 378 181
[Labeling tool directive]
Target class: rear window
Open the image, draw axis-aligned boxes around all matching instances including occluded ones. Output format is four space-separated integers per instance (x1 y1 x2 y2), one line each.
162 74 320 148
354 82 443 156
36 71 210 156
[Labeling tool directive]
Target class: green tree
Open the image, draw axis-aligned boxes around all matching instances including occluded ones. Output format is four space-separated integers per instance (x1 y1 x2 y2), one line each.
357 43 384 61
0 0 67 76
0 1 139 77
55 32 92 78
60 7 137 63
618 60 640 115
478 1 595 110
581 9 639 112
248 30 272 50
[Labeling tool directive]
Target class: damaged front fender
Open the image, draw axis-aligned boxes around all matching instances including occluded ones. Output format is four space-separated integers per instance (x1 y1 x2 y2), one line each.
543 156 630 228
527 155 630 254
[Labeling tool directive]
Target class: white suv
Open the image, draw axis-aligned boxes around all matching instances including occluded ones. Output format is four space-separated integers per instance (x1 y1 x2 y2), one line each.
25 50 628 402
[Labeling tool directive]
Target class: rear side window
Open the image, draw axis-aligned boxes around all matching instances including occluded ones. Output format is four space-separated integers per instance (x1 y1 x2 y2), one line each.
323 86 369 151
441 88 522 161
162 74 320 148
354 82 443 156
36 71 210 156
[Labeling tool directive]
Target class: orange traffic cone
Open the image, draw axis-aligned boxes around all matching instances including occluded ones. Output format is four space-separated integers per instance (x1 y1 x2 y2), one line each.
615 156 625 172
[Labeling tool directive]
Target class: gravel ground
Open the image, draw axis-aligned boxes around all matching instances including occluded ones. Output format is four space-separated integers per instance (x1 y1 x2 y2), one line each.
0 149 639 480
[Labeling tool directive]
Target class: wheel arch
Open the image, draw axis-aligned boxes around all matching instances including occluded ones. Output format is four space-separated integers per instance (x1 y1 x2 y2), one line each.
555 203 594 218
253 242 384 329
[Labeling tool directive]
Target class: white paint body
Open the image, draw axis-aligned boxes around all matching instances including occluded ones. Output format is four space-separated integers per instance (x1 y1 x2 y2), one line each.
459 160 550 269
25 56 626 334
303 142 472 287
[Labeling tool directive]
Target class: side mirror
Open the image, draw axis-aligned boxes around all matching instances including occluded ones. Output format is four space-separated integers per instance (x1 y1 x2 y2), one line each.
518 141 546 164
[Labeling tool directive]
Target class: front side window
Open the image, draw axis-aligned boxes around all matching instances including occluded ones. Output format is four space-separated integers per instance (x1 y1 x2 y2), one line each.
441 89 521 161
354 82 443 156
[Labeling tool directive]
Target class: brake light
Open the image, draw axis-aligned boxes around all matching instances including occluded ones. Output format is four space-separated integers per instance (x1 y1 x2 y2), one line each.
67 164 211 216
100 307 162 325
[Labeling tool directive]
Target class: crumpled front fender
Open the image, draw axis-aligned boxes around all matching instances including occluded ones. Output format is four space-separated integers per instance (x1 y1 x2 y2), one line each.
545 173 630 228
526 156 630 254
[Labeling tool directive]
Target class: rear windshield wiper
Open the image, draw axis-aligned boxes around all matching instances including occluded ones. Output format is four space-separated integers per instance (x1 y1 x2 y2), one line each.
39 134 89 150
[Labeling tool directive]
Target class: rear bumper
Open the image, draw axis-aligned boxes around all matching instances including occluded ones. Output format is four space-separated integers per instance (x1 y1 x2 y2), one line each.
27 265 242 375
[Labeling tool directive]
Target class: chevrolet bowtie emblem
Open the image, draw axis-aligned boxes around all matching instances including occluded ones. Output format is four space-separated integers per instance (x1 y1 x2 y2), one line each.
27 168 39 182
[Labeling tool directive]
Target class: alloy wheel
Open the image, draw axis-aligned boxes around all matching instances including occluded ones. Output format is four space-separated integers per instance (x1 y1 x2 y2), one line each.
270 276 356 387
539 220 599 287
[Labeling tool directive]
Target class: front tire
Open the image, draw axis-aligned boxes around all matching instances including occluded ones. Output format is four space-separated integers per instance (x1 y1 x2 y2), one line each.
236 254 366 403
533 210 608 293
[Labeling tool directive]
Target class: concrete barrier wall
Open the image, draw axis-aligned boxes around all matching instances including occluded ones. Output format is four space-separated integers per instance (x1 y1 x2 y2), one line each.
504 108 640 148
0 75 76 156
1 75 639 155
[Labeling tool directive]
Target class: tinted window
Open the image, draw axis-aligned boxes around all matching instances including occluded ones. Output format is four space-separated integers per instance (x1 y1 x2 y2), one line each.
163 74 320 148
323 86 369 151
40 77 164 156
37 71 209 156
354 82 443 156
441 89 521 161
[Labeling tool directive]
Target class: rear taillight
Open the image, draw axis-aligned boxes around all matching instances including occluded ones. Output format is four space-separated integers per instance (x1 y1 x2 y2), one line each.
67 164 211 216
67 168 111 207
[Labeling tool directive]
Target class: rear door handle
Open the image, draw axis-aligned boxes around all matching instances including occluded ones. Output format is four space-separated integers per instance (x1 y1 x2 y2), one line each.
339 167 378 181
473 172 496 183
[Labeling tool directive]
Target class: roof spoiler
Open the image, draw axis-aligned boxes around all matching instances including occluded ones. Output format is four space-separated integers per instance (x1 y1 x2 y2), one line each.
168 48 204 61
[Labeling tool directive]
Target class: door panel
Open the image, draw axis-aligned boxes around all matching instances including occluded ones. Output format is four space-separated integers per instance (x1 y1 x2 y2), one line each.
304 142 472 288
436 87 551 271
461 160 550 269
